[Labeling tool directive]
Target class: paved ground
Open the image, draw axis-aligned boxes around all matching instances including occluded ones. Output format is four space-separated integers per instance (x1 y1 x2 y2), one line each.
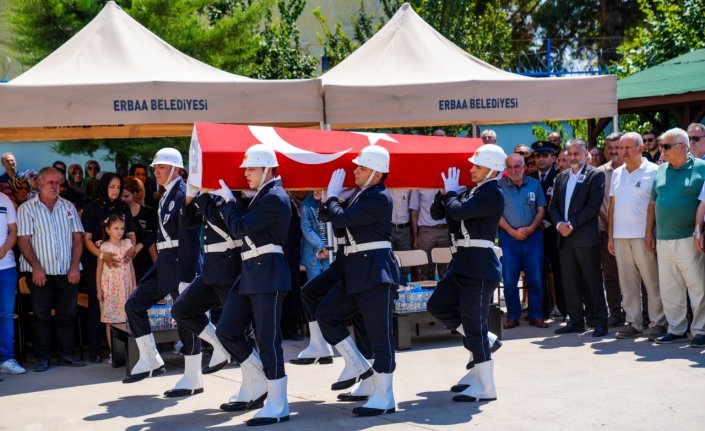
2 320 705 431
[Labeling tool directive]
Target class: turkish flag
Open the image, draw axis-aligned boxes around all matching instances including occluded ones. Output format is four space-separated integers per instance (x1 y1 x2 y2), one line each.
189 122 482 190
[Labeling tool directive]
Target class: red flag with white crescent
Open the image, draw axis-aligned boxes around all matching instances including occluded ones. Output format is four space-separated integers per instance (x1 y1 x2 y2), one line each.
189 122 482 190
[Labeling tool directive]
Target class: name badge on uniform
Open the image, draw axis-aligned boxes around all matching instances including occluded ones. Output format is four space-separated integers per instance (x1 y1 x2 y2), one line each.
547 186 554 196
66 209 74 218
168 201 175 211
635 180 641 188
529 192 536 202
577 174 586 183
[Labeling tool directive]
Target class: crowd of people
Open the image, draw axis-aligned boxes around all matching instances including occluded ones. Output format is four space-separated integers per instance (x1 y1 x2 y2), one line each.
1 122 705 423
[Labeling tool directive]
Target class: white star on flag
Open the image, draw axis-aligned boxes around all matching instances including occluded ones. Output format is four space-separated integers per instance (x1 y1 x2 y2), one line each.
351 132 399 145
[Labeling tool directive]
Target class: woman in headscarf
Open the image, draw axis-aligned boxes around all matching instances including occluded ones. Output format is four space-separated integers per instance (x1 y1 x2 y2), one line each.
81 173 137 364
81 160 101 190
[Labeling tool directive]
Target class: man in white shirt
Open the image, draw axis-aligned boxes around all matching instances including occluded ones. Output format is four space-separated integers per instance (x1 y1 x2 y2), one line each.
608 132 666 340
410 189 450 280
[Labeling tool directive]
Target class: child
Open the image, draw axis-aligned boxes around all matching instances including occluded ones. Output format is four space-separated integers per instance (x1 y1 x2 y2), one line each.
97 214 137 364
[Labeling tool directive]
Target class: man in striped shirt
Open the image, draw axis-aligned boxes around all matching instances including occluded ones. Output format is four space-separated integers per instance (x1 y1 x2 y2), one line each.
17 167 84 372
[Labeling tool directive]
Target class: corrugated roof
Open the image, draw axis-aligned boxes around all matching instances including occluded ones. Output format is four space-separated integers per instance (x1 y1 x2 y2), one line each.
618 48 705 100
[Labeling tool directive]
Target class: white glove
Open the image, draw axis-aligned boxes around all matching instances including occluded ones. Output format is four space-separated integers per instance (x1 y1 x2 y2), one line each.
441 167 461 194
210 179 235 202
186 184 200 198
178 282 190 294
327 169 346 198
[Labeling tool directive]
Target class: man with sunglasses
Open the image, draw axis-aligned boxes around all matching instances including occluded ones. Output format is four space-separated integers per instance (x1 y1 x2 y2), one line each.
649 128 705 348
688 123 705 159
642 130 660 164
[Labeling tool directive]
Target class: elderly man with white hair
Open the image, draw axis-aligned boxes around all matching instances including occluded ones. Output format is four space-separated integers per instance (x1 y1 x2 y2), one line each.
607 132 666 340
649 128 705 348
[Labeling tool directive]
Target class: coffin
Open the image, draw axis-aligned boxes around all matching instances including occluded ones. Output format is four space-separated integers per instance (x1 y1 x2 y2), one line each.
188 122 483 190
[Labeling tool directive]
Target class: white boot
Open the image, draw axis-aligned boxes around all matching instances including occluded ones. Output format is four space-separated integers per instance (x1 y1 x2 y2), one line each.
352 371 395 416
199 323 231 374
164 353 204 397
332 336 372 390
220 350 268 412
122 333 165 383
289 321 334 365
338 359 374 401
246 376 290 426
453 360 496 402
451 367 477 393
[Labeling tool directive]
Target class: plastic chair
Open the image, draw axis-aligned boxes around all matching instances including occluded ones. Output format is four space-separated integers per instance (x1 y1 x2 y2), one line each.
394 249 437 288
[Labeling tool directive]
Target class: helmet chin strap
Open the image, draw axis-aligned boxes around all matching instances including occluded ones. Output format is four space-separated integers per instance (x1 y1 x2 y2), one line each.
257 167 270 190
362 169 377 188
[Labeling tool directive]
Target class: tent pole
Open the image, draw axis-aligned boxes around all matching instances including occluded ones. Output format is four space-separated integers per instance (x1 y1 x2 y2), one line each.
320 121 335 264
612 115 619 133
472 124 477 138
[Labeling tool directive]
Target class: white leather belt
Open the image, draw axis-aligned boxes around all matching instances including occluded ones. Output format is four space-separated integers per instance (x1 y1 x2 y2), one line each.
241 244 284 261
204 239 243 253
336 237 346 245
344 241 391 256
156 240 179 251
450 240 502 258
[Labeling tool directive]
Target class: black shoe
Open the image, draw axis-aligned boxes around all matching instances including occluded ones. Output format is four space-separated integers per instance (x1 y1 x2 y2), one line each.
337 392 369 402
220 393 267 412
453 394 497 402
450 384 469 393
607 314 625 328
203 360 228 374
121 365 166 383
246 416 289 426
89 355 102 364
554 323 585 334
352 406 395 416
33 358 50 373
289 356 333 365
164 387 204 398
331 368 373 391
490 338 503 353
58 355 85 367
591 325 608 337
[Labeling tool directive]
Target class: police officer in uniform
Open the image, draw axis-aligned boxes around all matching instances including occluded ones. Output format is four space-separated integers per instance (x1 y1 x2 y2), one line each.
427 143 506 402
166 182 245 396
316 145 401 417
123 148 200 395
212 144 292 426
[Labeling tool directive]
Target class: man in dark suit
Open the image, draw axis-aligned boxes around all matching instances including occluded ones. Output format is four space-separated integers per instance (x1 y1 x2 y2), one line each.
530 140 565 319
548 139 608 337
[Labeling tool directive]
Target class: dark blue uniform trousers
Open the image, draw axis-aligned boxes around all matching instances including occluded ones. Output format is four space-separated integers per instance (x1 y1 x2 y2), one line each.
170 276 230 336
125 273 201 356
427 273 498 364
316 283 396 374
301 270 373 359
216 287 286 380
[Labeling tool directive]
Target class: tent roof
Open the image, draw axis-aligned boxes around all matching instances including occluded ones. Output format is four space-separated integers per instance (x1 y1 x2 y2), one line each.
11 1 250 85
617 49 705 100
320 3 616 129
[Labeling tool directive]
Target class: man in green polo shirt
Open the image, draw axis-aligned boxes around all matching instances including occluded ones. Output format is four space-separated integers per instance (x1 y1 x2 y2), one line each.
647 127 705 348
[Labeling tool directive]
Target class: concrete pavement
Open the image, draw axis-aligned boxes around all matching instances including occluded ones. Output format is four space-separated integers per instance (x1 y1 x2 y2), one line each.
2 321 705 431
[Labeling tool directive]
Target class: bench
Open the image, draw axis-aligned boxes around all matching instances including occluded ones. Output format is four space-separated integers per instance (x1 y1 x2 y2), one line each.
110 323 180 376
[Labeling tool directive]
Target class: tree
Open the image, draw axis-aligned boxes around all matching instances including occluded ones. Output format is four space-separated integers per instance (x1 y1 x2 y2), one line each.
8 0 265 173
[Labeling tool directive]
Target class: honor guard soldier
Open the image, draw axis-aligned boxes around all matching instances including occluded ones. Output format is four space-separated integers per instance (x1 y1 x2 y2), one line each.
316 145 401 417
167 181 245 395
123 148 200 393
427 143 507 403
212 144 292 426
294 199 375 403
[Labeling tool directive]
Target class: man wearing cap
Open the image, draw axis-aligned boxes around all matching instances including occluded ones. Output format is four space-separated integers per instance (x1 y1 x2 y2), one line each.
212 144 292 426
123 148 201 392
316 145 401 417
427 144 506 403
548 139 608 338
530 140 564 319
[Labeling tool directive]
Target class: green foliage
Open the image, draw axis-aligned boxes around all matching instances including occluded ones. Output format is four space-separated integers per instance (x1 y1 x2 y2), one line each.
615 0 705 76
254 0 318 79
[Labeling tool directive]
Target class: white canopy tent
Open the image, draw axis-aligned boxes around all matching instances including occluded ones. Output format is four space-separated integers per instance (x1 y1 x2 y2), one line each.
321 3 617 129
0 1 323 142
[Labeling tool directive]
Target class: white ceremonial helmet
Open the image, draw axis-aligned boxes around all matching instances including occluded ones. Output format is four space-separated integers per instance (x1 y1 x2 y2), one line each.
150 147 184 169
352 145 390 173
240 144 279 168
469 144 507 171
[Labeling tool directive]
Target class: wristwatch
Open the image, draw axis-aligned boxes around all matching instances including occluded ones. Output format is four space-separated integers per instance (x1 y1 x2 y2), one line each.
693 230 702 238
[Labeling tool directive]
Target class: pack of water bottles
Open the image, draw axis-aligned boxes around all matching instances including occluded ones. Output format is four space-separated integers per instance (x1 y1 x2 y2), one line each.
148 295 175 329
395 284 432 313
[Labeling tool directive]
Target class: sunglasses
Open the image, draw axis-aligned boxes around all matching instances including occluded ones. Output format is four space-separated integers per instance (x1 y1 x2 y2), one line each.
659 142 682 150
526 162 536 167
87 166 98 171
643 138 655 142
689 136 703 143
